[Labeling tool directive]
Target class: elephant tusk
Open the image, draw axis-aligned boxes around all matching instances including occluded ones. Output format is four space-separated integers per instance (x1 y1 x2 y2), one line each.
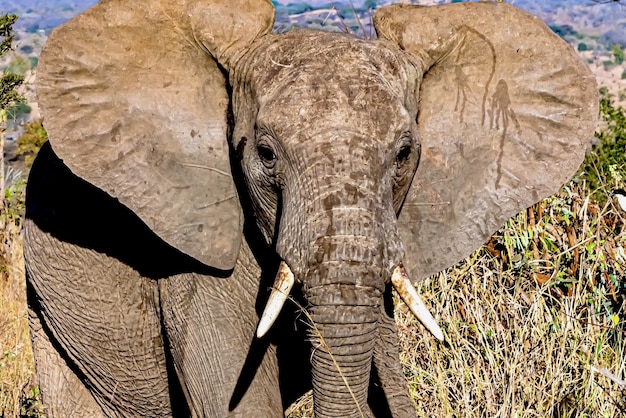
391 264 444 341
256 261 295 338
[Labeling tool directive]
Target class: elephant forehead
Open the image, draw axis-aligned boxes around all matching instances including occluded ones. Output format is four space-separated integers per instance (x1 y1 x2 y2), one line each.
250 32 412 141
253 31 407 85
258 83 409 139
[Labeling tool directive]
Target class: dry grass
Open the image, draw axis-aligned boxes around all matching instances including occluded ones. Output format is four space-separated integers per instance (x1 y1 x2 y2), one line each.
402 197 625 417
0 170 40 418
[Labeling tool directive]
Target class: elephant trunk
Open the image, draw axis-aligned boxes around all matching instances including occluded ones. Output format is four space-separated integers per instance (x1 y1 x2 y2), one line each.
305 263 383 418
298 207 388 417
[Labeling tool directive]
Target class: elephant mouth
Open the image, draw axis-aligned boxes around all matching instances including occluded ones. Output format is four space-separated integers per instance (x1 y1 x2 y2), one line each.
256 260 443 341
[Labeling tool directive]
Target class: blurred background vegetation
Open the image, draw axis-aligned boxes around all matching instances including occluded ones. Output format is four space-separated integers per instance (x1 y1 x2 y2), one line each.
1 2 626 417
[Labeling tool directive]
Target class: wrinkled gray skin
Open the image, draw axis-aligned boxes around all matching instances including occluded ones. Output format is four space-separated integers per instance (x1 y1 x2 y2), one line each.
24 0 597 417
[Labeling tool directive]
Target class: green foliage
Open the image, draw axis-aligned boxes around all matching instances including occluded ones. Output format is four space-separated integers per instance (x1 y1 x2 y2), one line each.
549 24 577 38
1 10 25 215
6 101 30 123
0 14 22 111
17 120 47 168
579 90 626 202
5 56 30 76
0 14 18 57
0 72 22 109
577 42 589 51
1 12 24 214
613 44 625 65
19 386 42 418
2 165 25 220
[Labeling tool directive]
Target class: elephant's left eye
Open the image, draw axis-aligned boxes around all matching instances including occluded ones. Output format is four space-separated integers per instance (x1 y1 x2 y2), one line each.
257 144 277 169
396 145 412 170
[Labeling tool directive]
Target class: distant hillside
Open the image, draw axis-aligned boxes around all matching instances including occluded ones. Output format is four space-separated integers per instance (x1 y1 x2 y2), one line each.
2 0 626 39
515 0 626 46
0 0 94 33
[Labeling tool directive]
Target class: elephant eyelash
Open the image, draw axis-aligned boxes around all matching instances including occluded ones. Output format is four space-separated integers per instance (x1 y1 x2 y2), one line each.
255 123 279 140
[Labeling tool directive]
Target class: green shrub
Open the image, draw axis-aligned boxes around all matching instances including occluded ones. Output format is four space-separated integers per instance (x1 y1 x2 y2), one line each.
579 90 626 202
613 44 625 65
4 56 30 76
18 45 32 54
17 120 47 168
6 101 30 122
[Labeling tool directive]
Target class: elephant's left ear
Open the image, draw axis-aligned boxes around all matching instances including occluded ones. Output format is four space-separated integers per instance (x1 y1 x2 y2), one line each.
374 3 598 280
36 0 275 271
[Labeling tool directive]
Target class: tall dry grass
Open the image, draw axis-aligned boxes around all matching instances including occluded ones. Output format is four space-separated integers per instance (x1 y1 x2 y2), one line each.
0 167 40 418
400 184 625 417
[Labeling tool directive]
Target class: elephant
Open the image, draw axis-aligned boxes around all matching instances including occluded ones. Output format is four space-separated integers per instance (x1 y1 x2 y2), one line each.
24 0 598 417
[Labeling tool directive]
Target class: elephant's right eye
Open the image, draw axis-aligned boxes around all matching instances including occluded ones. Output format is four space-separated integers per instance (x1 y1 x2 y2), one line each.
257 144 277 169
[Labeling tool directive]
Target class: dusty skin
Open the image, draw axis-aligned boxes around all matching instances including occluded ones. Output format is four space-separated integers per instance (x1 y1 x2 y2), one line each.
25 0 597 417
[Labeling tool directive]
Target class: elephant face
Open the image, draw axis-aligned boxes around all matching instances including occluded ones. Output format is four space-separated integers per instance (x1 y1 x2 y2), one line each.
232 31 419 275
35 0 598 416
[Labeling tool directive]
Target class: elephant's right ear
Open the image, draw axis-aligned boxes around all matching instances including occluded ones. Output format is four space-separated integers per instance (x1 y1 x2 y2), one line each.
374 3 598 280
36 0 275 271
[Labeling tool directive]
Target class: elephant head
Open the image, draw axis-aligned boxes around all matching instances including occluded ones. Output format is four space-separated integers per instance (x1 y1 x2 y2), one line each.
36 0 597 416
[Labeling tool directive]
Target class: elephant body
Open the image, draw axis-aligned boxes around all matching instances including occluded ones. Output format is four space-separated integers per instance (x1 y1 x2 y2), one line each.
25 142 299 416
25 1 597 417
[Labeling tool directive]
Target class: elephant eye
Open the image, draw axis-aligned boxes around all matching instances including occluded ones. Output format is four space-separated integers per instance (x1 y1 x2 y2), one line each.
396 145 412 169
257 144 277 169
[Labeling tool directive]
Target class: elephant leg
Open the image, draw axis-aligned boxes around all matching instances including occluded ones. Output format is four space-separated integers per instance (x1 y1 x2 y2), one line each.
24 220 174 418
159 243 282 417
28 303 104 418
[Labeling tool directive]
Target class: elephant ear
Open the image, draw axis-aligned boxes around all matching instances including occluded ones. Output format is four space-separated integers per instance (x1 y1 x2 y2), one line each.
374 3 598 280
36 0 275 270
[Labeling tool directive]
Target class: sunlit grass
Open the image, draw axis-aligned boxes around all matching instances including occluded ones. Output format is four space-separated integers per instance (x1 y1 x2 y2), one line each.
0 169 40 418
